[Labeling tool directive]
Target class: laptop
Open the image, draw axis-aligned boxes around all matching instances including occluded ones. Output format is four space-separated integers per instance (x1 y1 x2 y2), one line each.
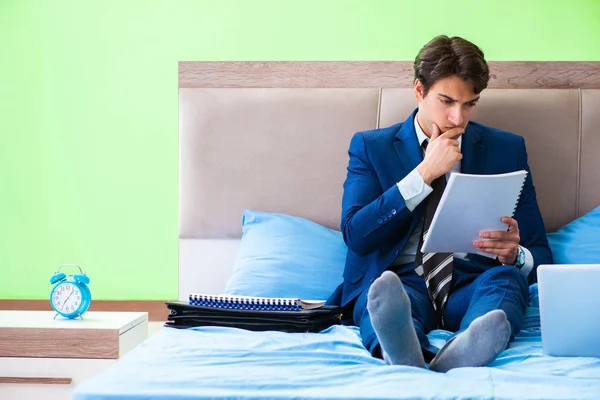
537 264 600 358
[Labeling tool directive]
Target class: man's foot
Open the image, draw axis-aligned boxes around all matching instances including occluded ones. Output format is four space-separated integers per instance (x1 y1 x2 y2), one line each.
429 309 511 373
367 271 425 367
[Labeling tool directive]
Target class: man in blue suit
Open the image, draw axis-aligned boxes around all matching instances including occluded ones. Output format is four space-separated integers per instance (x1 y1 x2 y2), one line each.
337 35 552 372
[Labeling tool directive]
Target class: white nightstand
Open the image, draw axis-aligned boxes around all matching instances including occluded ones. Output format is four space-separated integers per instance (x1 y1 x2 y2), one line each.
0 310 148 400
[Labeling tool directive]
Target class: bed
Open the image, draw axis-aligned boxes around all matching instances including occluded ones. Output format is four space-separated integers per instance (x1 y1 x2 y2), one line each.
73 61 600 399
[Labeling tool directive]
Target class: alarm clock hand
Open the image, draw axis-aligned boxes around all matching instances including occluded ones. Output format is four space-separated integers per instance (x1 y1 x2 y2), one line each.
62 290 75 308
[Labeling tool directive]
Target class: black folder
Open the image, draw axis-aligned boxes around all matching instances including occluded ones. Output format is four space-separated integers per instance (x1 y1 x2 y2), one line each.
164 301 343 333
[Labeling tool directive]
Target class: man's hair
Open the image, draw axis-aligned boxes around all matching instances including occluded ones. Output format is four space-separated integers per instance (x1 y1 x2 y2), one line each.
414 35 490 96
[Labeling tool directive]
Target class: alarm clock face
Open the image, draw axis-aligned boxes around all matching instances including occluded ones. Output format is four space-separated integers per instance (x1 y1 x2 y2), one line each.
51 282 83 315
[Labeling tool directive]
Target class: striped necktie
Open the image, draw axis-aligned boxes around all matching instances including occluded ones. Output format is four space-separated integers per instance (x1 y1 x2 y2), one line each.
415 141 454 326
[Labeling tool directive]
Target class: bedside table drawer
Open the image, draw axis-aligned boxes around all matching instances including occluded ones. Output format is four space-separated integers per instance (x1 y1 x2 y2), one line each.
0 357 114 400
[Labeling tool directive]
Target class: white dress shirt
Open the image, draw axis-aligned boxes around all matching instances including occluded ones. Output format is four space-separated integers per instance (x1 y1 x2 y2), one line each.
393 114 534 278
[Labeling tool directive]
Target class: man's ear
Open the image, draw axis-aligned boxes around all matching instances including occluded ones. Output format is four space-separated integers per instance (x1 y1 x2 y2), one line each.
414 79 425 102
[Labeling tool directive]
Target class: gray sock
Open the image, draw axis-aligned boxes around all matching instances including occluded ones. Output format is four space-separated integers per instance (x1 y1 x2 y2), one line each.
429 309 511 373
367 271 425 368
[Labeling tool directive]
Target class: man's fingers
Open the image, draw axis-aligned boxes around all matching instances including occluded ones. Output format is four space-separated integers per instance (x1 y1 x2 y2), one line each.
441 127 464 140
480 231 507 240
479 230 519 241
502 216 519 231
431 122 441 140
472 239 510 249
473 246 503 257
473 243 517 261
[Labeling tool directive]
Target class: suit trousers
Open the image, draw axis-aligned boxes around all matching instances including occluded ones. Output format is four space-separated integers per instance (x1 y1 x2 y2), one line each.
353 259 529 360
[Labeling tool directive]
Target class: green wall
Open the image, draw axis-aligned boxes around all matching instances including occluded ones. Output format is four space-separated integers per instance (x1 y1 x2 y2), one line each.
1 0 599 300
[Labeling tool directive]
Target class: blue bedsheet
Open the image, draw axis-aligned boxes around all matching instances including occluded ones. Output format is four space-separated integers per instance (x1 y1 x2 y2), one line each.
74 286 600 400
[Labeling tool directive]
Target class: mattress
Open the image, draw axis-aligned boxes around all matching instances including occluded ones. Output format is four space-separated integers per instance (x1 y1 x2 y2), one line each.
73 285 600 400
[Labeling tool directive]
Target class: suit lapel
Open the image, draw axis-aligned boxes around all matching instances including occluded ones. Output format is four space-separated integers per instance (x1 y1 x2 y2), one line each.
393 110 425 233
393 110 423 177
461 124 484 174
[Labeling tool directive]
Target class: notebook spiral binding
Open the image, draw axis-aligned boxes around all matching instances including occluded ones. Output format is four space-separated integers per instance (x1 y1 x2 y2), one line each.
511 171 528 217
188 294 303 311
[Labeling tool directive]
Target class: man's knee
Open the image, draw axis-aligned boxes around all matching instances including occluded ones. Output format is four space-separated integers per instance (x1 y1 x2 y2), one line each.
466 266 529 335
477 265 529 301
482 265 527 285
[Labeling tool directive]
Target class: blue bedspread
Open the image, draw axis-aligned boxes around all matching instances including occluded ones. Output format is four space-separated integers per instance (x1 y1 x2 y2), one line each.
74 286 600 400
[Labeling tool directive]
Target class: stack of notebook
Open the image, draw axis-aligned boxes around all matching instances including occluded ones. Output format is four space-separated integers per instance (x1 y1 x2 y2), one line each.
165 293 343 333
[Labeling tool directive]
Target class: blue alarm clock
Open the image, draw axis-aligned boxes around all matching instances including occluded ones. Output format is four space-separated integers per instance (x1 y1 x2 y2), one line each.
50 264 92 319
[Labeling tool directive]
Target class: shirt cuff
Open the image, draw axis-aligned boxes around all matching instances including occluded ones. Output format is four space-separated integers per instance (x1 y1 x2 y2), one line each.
519 246 534 279
396 168 433 212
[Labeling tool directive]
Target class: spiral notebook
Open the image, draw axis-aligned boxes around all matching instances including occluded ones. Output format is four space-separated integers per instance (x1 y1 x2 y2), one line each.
421 170 528 258
188 293 327 311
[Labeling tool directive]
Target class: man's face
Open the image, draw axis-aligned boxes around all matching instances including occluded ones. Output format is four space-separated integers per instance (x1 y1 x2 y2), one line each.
414 75 481 137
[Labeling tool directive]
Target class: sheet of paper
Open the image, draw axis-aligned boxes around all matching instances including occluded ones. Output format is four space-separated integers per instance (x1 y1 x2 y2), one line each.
421 170 528 258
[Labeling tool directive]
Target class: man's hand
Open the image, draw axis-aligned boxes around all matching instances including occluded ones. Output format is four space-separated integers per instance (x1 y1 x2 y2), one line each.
473 216 520 265
417 123 463 186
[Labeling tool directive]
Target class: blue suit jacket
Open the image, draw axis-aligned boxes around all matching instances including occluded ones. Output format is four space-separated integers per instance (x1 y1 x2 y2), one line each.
332 109 552 307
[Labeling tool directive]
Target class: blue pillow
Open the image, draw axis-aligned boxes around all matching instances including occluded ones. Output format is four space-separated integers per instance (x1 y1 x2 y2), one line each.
547 205 600 264
223 210 347 300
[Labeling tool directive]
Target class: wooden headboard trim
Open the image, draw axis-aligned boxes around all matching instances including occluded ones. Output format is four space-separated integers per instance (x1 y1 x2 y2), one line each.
179 61 600 89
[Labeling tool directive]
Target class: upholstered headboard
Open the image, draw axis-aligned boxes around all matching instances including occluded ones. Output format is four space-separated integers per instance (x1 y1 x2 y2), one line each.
178 61 600 300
